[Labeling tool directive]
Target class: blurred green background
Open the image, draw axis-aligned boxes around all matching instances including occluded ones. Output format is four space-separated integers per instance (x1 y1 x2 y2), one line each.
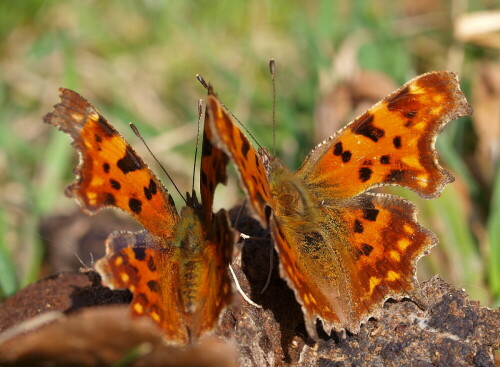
0 0 498 308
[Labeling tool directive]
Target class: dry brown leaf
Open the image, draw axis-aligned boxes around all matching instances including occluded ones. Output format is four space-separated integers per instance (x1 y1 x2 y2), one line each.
455 11 500 49
471 62 500 183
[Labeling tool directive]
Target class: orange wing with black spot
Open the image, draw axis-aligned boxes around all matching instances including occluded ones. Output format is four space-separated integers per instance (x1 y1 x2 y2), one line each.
44 88 179 239
205 94 272 225
200 96 229 221
297 72 472 199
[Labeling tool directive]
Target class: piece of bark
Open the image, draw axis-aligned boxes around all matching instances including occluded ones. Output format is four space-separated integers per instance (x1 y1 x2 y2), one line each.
0 305 237 367
0 271 130 333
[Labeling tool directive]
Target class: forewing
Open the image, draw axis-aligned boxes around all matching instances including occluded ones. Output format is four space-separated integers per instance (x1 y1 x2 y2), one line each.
200 98 229 221
297 72 472 199
44 88 179 239
205 94 272 225
189 209 234 336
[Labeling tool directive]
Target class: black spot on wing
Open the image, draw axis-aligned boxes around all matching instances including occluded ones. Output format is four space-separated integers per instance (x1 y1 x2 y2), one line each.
404 110 417 118
144 186 152 200
342 151 352 163
94 133 102 143
147 256 157 272
333 142 343 156
129 198 142 214
359 167 373 182
380 155 390 164
360 243 374 256
110 179 121 190
147 280 161 293
149 179 157 195
354 219 364 233
104 193 116 205
363 207 379 221
202 137 212 156
393 136 402 149
240 130 250 159
103 163 110 174
352 113 385 142
133 247 146 261
117 147 141 174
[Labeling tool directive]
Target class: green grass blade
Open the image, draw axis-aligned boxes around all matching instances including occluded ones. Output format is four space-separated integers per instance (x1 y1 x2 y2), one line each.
487 163 500 302
0 207 19 297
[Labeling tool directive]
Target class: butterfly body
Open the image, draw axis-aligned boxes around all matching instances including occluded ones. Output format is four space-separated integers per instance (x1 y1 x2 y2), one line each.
205 71 473 336
45 89 234 344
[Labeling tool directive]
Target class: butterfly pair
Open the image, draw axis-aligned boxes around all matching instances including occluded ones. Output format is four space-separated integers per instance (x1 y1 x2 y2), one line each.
44 71 472 343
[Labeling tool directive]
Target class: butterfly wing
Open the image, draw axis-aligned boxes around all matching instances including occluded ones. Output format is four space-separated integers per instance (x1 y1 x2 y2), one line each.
184 208 234 339
200 96 229 221
95 231 187 341
205 93 272 225
297 72 472 199
44 88 179 239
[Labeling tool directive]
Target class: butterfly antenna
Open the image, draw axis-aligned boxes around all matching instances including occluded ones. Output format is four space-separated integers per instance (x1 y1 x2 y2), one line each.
196 74 264 150
261 243 274 294
130 123 187 204
191 99 203 196
269 59 276 155
74 252 91 269
233 199 247 232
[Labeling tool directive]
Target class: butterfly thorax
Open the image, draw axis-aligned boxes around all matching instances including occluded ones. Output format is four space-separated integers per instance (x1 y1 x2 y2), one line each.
267 158 319 230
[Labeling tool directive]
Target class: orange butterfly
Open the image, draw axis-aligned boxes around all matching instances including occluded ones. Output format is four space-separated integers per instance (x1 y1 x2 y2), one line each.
44 89 234 344
204 72 472 336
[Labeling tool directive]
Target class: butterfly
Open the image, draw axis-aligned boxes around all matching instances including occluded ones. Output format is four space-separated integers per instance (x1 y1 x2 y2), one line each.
204 71 473 336
44 88 235 344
